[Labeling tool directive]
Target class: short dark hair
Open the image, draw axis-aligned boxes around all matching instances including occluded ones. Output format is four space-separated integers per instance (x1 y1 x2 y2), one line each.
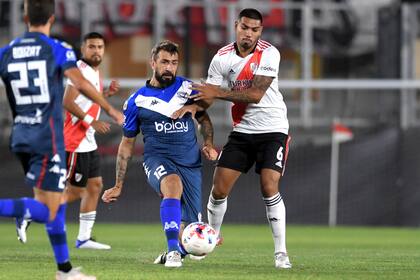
151 40 179 61
238 8 263 23
83 32 105 44
24 0 55 26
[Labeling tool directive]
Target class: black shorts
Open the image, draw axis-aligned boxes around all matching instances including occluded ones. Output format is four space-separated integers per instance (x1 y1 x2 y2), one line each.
217 131 291 175
66 150 101 187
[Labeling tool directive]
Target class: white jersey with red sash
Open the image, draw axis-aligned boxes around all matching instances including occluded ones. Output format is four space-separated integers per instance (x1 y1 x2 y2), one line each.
63 60 103 152
206 40 288 134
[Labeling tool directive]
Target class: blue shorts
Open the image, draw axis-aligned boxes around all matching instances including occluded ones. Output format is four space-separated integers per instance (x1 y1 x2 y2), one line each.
16 151 67 192
143 156 202 223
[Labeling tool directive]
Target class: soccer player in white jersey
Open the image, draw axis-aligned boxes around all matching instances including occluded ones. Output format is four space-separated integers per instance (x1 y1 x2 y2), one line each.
185 8 292 269
102 41 218 268
63 32 115 250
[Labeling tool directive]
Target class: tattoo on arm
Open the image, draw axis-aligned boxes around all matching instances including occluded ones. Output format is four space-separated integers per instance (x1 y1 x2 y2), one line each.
252 75 273 94
115 138 135 186
116 153 131 186
197 112 214 145
220 75 274 103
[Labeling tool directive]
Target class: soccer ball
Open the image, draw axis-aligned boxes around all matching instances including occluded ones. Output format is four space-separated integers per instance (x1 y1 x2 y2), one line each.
182 222 218 256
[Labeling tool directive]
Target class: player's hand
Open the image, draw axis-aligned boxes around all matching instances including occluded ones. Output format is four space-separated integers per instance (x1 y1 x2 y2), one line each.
172 104 198 119
107 107 124 126
106 80 120 97
102 185 122 203
190 82 220 101
91 120 110 134
202 144 218 161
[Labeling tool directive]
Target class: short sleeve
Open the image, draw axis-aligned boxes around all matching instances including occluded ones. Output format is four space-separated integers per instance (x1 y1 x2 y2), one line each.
122 94 140 138
255 47 280 78
206 54 224 86
54 41 77 72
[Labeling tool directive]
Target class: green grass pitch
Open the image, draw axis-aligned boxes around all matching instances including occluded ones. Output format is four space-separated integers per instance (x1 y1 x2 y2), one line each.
0 223 419 279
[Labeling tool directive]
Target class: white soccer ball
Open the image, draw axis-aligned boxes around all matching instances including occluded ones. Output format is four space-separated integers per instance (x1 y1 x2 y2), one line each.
182 222 218 256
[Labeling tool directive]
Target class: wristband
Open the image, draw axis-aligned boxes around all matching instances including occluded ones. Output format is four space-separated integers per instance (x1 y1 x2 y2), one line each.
83 114 94 125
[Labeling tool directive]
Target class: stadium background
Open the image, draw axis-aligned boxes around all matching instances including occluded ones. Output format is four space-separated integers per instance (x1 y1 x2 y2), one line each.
1 0 420 227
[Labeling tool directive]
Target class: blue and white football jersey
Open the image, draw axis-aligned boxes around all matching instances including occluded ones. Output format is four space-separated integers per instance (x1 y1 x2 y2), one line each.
123 76 201 167
0 32 77 154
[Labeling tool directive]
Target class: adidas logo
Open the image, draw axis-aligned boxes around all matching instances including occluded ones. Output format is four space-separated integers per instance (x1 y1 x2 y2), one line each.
229 69 235 74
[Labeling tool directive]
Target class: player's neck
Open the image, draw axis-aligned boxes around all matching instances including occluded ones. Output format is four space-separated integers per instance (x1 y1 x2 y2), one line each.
235 42 258 58
28 25 50 36
149 78 163 88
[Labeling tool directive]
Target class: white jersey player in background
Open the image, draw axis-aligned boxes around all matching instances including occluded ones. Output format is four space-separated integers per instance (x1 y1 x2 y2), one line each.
17 32 116 250
183 8 292 268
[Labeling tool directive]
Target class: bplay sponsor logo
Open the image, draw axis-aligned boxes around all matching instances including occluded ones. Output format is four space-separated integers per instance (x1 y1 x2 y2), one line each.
155 120 189 133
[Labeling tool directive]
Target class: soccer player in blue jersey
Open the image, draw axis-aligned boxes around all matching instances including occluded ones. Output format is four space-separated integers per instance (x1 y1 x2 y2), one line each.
0 1 123 279
102 40 218 268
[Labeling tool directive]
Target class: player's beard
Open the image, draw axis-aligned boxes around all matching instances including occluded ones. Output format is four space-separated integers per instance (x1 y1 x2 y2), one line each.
84 55 102 67
155 71 175 87
239 37 257 51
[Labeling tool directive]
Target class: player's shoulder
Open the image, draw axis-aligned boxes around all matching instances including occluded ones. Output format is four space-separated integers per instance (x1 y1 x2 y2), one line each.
216 42 235 56
123 90 141 111
175 76 192 85
0 37 21 58
43 36 74 50
257 40 280 55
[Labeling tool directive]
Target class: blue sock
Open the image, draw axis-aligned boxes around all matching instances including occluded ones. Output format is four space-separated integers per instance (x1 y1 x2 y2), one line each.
0 198 49 223
160 198 181 252
179 242 188 257
46 204 70 265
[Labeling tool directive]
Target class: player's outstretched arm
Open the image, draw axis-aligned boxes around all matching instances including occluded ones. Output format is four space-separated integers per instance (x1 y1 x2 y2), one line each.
196 111 218 161
63 85 110 134
104 80 120 97
191 75 273 104
64 68 124 125
102 136 136 203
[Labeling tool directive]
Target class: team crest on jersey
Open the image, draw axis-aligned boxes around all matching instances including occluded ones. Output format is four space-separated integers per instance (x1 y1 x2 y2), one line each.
66 50 76 61
75 173 83 182
250 63 258 72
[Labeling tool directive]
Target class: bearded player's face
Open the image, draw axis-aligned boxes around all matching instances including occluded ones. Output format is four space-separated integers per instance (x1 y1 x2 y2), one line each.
151 50 178 87
81 38 105 67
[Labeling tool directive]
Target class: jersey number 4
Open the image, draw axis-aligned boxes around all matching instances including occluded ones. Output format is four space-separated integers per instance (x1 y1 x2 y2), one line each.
7 60 50 105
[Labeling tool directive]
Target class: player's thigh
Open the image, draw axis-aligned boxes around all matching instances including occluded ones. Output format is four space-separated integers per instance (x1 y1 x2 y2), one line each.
217 132 255 174
143 156 179 195
87 150 101 182
178 166 202 223
255 133 291 175
66 151 89 188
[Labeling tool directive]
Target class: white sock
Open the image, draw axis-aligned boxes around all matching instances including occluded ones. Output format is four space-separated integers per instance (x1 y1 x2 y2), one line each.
78 211 96 241
263 193 287 254
207 194 227 235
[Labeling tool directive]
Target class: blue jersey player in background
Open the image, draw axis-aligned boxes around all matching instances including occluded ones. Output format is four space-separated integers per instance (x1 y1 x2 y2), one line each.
102 40 218 268
0 1 123 279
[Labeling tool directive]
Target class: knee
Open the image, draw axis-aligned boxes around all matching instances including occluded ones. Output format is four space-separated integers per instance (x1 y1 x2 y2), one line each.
87 179 103 195
211 185 228 200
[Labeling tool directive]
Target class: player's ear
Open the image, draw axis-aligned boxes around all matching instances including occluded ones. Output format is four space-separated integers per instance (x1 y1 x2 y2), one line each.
149 58 155 70
48 15 55 25
23 15 29 26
